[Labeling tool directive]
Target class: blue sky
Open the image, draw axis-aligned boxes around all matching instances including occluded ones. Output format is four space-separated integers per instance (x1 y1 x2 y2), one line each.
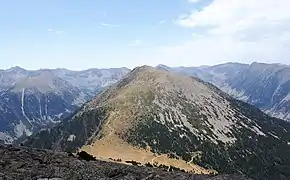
1 0 290 70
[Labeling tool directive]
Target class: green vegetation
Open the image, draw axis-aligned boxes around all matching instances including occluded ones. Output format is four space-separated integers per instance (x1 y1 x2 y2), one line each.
125 101 290 180
24 108 108 152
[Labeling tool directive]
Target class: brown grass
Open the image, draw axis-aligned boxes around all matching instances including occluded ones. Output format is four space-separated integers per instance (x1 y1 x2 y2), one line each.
81 134 216 174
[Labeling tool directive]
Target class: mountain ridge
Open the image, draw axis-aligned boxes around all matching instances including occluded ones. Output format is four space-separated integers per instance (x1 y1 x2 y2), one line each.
0 67 130 143
0 71 89 143
25 66 290 180
157 62 290 121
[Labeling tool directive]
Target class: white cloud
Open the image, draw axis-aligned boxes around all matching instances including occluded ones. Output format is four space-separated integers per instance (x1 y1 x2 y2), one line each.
152 0 290 66
47 29 53 32
178 0 290 33
151 33 290 66
159 20 165 24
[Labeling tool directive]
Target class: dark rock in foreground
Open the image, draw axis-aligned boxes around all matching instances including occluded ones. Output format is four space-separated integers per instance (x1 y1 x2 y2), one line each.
0 145 249 180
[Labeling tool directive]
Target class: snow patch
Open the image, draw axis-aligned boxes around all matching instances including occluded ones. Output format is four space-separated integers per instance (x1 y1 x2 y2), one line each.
21 88 32 125
38 98 43 119
67 134 76 142
45 95 48 119
14 120 33 137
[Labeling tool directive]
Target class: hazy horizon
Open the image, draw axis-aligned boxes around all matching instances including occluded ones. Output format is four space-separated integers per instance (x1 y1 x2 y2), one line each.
1 61 289 71
1 0 290 70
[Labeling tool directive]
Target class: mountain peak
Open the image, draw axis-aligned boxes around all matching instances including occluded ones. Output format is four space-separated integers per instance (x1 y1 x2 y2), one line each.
155 64 172 71
5 66 27 73
11 71 71 94
132 65 155 72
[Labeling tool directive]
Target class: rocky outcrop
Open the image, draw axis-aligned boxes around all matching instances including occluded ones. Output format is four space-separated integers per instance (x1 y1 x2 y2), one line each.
0 144 249 180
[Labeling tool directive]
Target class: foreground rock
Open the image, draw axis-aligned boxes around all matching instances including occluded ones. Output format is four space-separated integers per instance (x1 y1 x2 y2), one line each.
0 145 248 180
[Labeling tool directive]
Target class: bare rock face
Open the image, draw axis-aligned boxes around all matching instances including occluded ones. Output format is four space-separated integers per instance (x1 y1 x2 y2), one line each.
159 62 290 121
0 71 90 144
0 67 130 144
0 145 249 180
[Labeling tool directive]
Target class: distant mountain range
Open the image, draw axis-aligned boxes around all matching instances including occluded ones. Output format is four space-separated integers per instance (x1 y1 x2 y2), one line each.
0 66 130 94
25 66 290 180
157 62 290 121
0 67 130 143
52 67 130 94
1 62 290 144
